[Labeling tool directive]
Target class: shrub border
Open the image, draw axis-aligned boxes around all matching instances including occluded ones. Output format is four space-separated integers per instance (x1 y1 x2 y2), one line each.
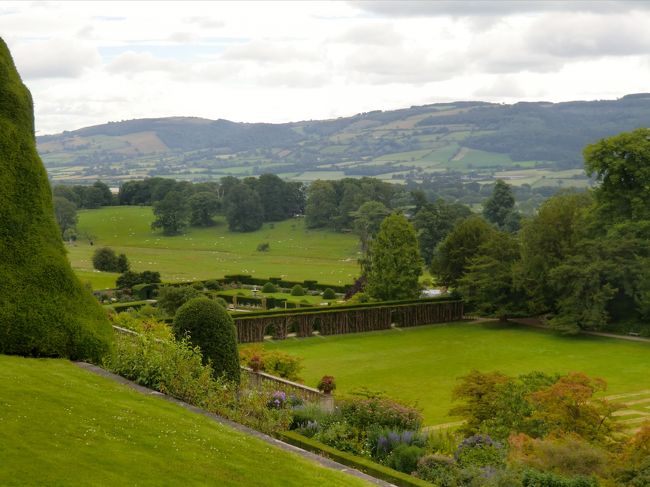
278 431 432 487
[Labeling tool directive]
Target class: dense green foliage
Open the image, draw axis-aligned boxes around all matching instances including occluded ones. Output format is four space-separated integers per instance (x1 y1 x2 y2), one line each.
353 200 390 253
431 216 496 287
413 198 471 266
115 270 160 289
156 285 200 315
459 231 524 319
0 39 111 361
290 284 306 296
187 191 220 226
173 297 240 383
280 431 431 487
584 128 650 223
52 195 77 238
223 181 264 232
322 288 336 299
452 129 650 331
261 282 277 293
53 180 113 209
482 179 520 231
305 177 396 231
366 214 423 300
151 190 190 235
239 346 304 381
92 247 129 272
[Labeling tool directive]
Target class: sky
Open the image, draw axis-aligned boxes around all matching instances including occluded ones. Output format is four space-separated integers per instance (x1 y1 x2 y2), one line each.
2 1 650 135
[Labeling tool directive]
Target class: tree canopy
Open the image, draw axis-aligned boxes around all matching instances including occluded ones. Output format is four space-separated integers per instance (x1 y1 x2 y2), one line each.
431 216 496 288
366 213 423 300
223 182 264 232
151 190 190 235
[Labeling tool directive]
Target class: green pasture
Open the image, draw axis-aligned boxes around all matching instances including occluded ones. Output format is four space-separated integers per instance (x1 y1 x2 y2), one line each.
0 355 367 487
444 148 513 169
253 321 650 425
69 206 360 290
291 171 348 181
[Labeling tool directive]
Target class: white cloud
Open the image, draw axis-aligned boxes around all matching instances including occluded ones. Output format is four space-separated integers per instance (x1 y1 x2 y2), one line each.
107 51 183 75
12 38 100 79
474 75 527 98
335 23 403 46
221 40 320 64
342 45 464 84
353 1 650 17
526 14 650 58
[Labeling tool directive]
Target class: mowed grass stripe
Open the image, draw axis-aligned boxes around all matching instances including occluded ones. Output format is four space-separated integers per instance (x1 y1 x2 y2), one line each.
0 355 369 487
252 322 650 425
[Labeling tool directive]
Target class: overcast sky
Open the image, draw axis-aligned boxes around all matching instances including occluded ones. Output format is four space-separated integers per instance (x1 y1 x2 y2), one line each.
3 1 650 134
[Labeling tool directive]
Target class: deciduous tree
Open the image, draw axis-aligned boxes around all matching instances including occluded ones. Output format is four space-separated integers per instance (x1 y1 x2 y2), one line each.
366 213 423 300
151 190 190 235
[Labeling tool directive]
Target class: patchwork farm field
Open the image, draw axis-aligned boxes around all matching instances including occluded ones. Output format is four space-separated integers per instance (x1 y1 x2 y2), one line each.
68 206 360 289
0 355 368 487
254 321 650 426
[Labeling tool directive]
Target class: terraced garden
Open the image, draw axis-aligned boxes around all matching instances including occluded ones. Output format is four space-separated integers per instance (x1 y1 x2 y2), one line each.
251 321 650 426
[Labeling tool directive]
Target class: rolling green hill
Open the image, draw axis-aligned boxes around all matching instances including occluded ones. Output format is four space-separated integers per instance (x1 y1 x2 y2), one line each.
39 94 650 186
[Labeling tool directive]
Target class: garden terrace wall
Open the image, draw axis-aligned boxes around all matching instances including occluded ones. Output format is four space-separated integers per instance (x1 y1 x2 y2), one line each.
233 299 463 343
241 367 332 410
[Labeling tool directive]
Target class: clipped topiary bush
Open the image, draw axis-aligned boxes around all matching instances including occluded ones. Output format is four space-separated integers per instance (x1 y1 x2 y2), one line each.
291 284 306 296
173 297 240 383
0 39 112 361
261 282 277 293
322 288 336 300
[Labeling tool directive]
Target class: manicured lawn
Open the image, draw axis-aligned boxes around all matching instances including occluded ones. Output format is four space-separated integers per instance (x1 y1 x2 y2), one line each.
0 355 369 487
253 322 650 425
67 206 360 289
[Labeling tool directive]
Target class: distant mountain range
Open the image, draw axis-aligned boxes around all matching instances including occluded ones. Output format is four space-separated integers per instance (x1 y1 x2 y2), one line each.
38 93 650 187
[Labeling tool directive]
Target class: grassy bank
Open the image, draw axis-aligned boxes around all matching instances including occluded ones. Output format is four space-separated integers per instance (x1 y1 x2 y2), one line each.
0 355 369 486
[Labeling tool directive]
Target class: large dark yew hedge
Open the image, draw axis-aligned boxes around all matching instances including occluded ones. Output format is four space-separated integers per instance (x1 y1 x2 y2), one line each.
0 38 112 361
173 297 240 383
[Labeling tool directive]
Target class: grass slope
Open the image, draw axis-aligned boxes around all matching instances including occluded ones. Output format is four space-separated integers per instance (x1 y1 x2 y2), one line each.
0 355 369 487
68 206 360 289
253 322 650 425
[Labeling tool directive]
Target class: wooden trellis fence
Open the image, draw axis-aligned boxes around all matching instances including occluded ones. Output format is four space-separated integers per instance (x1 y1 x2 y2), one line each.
233 299 463 343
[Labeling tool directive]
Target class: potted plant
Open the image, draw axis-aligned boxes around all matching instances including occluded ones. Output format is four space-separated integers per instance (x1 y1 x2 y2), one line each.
317 375 336 394
249 354 264 373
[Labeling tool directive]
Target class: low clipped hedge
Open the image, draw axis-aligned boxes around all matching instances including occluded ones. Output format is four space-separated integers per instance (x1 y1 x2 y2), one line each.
278 431 432 487
231 296 458 319
108 301 151 313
